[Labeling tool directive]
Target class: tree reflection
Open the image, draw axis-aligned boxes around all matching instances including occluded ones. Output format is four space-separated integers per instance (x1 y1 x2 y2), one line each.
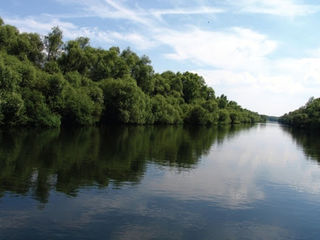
282 126 320 163
0 124 253 203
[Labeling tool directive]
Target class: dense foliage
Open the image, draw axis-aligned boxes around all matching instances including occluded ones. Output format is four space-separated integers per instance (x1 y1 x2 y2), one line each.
0 18 265 127
280 97 320 128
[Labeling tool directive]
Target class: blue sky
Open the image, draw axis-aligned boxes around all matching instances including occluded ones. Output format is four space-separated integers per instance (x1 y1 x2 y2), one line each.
1 0 320 116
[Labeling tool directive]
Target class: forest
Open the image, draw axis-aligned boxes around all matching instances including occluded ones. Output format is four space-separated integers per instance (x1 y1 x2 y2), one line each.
0 18 266 127
280 97 320 128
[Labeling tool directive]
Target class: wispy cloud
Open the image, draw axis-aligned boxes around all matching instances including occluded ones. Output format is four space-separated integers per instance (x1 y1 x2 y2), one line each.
4 16 156 50
103 0 151 26
233 0 320 17
54 0 151 26
151 6 225 20
5 17 76 34
55 0 224 24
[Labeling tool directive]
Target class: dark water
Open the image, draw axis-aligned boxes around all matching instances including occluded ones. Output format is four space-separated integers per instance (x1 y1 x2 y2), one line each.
1 123 320 240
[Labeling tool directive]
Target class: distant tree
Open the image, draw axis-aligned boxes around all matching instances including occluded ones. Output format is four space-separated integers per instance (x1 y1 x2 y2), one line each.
280 97 320 128
305 97 314 107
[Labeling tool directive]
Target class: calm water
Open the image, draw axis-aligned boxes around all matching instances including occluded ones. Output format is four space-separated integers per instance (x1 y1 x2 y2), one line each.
1 123 320 240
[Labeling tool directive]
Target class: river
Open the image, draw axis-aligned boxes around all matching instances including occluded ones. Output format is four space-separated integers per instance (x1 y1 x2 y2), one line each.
0 123 320 239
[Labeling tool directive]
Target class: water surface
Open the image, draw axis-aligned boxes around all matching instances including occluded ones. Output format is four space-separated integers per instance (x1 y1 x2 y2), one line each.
1 123 320 239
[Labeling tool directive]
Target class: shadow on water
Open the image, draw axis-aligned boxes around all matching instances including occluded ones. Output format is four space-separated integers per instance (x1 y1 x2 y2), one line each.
0 124 255 203
281 125 320 163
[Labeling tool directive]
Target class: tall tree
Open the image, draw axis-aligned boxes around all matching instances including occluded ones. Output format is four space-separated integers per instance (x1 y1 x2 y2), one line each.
44 26 63 61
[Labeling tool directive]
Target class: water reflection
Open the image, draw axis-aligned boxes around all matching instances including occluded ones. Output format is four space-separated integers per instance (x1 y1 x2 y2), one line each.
1 123 320 239
141 123 320 208
281 126 320 163
0 124 252 203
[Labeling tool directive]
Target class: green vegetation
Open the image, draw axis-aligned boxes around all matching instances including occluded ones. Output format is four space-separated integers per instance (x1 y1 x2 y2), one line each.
0 18 265 127
267 116 279 122
280 97 320 128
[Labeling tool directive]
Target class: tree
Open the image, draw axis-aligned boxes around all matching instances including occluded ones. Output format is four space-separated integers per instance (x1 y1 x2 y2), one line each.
44 26 63 61
151 95 182 124
15 33 44 64
218 94 228 109
22 89 61 127
100 78 150 124
218 109 231 124
0 92 26 126
0 25 19 53
280 97 320 128
185 105 210 125
121 48 155 94
180 72 205 103
0 64 21 91
76 37 90 49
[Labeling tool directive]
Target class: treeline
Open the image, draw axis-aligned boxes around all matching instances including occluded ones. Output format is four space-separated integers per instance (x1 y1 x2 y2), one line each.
280 97 320 128
0 18 265 127
267 116 279 122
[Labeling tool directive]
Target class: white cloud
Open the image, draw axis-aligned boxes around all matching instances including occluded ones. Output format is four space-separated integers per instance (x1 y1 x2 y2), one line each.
150 24 320 115
5 16 110 42
110 32 158 50
5 17 77 35
158 27 277 72
234 0 320 17
195 69 309 116
193 55 320 116
151 6 224 19
4 16 157 50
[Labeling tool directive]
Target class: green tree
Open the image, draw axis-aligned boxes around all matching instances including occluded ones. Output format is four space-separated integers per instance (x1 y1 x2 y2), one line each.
218 109 231 124
218 94 228 109
180 72 205 103
22 89 61 127
151 95 182 124
100 78 150 124
44 26 63 61
15 33 44 64
0 92 26 126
